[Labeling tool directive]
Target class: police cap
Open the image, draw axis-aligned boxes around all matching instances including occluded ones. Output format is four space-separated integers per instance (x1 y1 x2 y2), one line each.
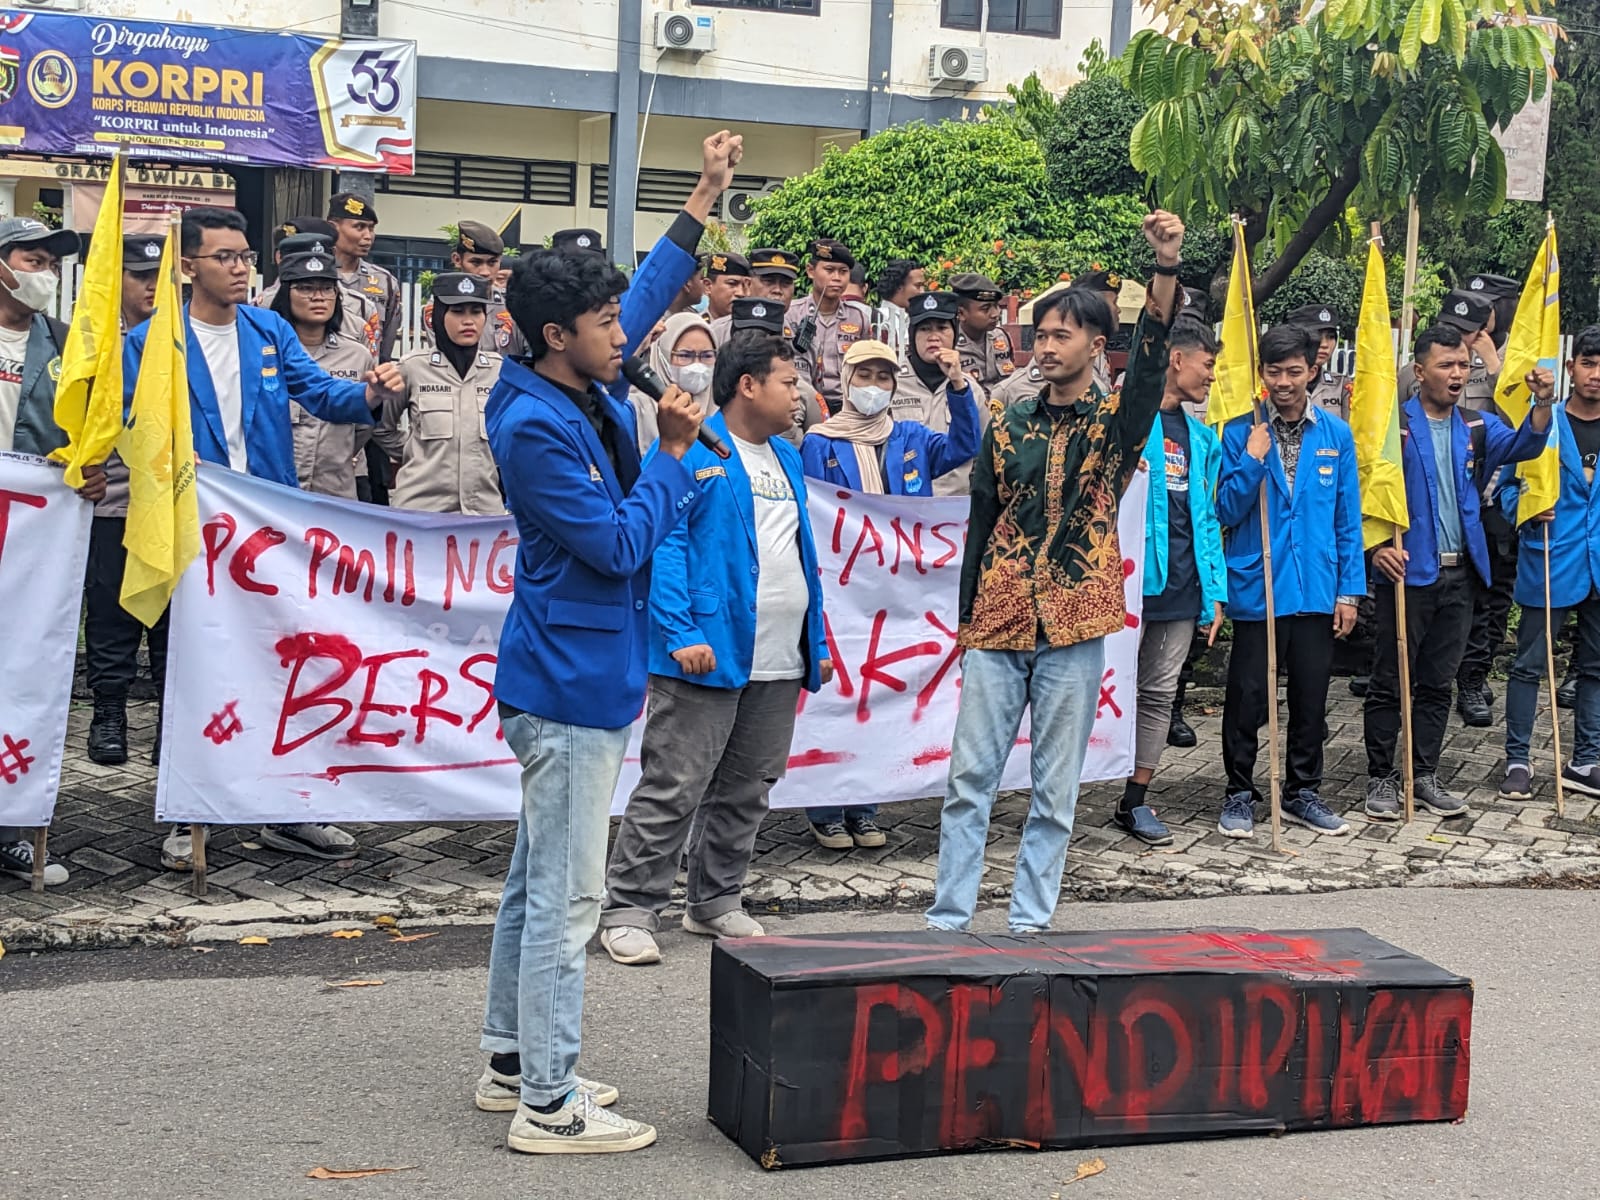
1071 268 1123 295
1436 289 1493 333
1286 304 1339 334
328 193 378 224
552 228 606 257
950 272 1003 303
456 221 505 257
730 296 786 335
1466 273 1519 298
749 247 800 278
906 291 960 327
121 233 165 273
433 271 492 306
277 250 338 285
807 238 855 269
704 251 751 279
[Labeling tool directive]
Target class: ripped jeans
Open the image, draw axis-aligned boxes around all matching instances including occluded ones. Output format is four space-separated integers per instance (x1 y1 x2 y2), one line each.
480 710 630 1107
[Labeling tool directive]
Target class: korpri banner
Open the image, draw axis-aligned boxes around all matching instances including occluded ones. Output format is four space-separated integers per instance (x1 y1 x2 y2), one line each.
0 453 92 829
158 467 1145 825
0 11 415 172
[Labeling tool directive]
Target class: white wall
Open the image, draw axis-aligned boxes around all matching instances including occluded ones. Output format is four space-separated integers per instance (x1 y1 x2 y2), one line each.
78 1 341 34
643 1 871 91
376 0 619 73
889 1 1118 104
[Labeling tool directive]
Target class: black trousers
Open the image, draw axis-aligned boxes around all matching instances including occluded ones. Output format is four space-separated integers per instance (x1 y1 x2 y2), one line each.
1364 566 1475 778
1457 510 1517 688
84 515 169 697
1222 615 1334 800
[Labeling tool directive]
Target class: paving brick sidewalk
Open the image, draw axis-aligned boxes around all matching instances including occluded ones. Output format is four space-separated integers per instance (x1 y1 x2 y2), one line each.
4 686 1599 950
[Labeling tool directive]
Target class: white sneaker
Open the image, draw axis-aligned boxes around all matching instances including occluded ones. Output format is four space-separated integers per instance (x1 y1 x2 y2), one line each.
258 823 357 860
474 1065 618 1111
601 925 662 965
160 829 193 871
506 1091 656 1155
682 910 764 939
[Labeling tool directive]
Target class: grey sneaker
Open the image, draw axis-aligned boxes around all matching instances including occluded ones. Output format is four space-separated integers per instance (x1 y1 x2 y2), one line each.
683 910 765 939
475 1065 618 1112
1499 763 1533 801
506 1091 657 1155
1217 792 1256 838
1415 773 1468 817
1364 776 1402 821
258 822 357 860
600 925 662 966
1282 789 1352 835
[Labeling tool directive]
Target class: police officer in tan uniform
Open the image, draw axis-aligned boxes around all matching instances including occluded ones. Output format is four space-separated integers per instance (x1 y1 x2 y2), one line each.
1397 289 1501 411
377 272 505 516
891 291 991 496
327 193 402 360
420 220 527 357
257 223 382 356
1071 269 1124 393
726 295 821 442
748 247 800 304
787 237 874 417
702 250 751 321
950 272 1015 390
1286 304 1353 420
266 250 378 499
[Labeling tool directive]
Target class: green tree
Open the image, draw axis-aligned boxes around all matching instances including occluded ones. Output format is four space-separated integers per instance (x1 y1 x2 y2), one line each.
1125 0 1554 303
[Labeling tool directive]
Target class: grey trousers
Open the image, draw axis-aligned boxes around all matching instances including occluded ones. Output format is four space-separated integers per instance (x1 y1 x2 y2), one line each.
601 673 802 931
1135 618 1197 770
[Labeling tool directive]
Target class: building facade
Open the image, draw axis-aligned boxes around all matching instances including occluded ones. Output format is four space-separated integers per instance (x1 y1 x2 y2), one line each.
0 0 1148 274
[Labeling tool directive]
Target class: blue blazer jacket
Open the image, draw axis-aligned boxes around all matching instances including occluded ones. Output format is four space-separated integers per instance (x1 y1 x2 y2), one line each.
648 410 828 692
123 305 373 488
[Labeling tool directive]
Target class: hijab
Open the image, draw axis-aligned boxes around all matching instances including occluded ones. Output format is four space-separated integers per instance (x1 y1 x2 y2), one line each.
908 319 953 393
823 362 897 493
431 299 480 379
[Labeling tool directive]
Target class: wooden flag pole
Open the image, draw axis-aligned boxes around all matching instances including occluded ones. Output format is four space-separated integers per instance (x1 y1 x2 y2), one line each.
191 823 208 898
30 826 47 893
1392 528 1416 822
1544 527 1566 818
1234 215 1284 854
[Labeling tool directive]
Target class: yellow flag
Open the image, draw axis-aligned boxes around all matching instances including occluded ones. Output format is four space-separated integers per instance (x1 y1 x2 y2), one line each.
1207 218 1260 427
1350 240 1408 550
120 221 198 628
49 153 124 487
1496 221 1561 524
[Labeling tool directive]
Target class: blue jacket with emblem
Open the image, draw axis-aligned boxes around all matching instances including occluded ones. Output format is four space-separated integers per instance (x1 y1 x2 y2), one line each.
1140 408 1227 622
1394 398 1548 588
1508 403 1600 607
798 381 981 494
123 305 373 488
1217 404 1365 621
486 232 702 728
648 410 829 692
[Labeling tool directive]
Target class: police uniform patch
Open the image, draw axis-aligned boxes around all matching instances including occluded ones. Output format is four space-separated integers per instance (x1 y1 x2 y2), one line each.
142 241 160 259
840 323 860 335
458 277 476 295
496 328 511 348
344 196 364 216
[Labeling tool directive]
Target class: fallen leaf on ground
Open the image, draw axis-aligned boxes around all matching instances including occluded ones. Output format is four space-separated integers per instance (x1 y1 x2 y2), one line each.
1064 1157 1107 1185
306 1165 417 1180
325 979 385 988
238 936 269 945
1427 834 1455 844
191 946 215 954
373 914 398 928
387 931 438 944
330 929 363 939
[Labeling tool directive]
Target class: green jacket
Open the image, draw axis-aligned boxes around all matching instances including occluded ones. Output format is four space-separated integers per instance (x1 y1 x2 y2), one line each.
958 311 1171 651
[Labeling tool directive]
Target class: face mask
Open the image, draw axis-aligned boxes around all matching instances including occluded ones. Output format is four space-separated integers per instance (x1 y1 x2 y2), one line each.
693 294 710 314
675 362 713 395
848 385 892 416
1 266 57 312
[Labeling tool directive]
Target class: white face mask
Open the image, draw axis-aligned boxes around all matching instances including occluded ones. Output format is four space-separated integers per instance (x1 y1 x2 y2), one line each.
848 385 893 416
675 362 713 395
1 265 57 312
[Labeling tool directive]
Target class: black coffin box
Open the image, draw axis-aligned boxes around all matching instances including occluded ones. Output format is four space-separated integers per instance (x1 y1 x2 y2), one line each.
708 928 1472 1168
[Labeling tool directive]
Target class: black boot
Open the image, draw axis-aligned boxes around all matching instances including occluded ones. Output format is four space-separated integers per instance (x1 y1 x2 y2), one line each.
87 692 129 765
1557 668 1577 711
1166 688 1197 748
1457 681 1492 727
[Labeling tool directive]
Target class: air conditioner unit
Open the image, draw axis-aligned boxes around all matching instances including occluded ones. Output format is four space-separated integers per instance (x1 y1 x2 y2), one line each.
655 12 715 53
722 184 776 225
928 45 988 85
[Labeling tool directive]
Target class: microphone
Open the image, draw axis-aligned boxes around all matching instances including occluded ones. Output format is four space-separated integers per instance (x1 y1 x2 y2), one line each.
623 354 730 459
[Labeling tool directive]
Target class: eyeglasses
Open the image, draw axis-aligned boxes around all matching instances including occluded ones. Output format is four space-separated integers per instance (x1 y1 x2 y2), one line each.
190 250 259 269
670 349 717 365
289 281 337 295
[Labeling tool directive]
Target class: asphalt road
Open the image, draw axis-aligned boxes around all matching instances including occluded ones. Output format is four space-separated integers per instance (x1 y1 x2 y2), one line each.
4 888 1596 1200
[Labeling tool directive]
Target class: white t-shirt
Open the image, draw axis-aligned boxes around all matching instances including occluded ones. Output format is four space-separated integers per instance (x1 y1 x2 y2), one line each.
732 433 809 682
0 323 30 451
191 316 248 472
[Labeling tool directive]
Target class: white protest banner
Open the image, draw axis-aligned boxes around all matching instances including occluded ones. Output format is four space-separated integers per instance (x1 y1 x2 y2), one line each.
0 453 93 828
159 466 1144 825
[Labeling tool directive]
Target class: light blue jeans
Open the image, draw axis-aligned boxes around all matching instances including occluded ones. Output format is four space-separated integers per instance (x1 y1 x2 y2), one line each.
480 711 630 1107
927 637 1104 934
